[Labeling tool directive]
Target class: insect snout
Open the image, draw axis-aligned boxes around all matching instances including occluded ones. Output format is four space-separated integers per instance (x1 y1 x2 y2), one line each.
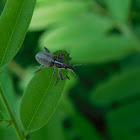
67 65 74 70
62 62 74 70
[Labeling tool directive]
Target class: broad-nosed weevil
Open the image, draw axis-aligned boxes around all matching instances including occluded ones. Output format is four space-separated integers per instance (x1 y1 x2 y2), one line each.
34 47 80 85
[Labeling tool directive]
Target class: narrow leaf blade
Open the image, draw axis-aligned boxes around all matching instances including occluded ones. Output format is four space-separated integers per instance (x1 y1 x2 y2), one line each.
29 1 90 31
0 0 36 67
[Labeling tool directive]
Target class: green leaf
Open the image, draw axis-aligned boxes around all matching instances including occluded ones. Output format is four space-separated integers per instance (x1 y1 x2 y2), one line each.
107 100 140 131
40 14 134 63
35 0 66 8
20 50 68 132
29 1 90 31
109 131 140 140
0 67 16 119
0 99 5 115
105 0 130 23
91 68 140 107
107 100 140 140
69 35 136 63
0 67 17 109
59 95 104 140
0 111 3 123
39 14 136 63
0 127 18 140
39 14 113 48
0 0 36 67
0 96 6 118
72 113 104 140
30 110 66 140
0 67 22 126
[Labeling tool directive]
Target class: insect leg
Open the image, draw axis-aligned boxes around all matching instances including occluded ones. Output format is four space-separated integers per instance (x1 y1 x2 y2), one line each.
44 47 50 53
65 53 72 60
65 53 70 58
58 53 63 59
63 74 70 80
52 68 58 85
58 53 71 60
58 69 70 80
52 68 56 77
34 66 46 74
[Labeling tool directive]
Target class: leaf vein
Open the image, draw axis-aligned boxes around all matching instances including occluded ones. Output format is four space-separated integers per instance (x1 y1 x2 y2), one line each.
0 0 26 67
26 76 53 130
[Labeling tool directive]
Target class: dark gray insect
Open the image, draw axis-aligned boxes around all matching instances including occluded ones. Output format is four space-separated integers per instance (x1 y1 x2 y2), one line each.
35 47 79 85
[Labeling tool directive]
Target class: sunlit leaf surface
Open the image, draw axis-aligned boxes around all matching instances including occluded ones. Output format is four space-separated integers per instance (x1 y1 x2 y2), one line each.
20 50 69 132
0 0 36 67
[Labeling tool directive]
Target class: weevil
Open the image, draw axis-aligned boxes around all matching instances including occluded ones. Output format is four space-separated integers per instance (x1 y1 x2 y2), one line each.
34 47 79 85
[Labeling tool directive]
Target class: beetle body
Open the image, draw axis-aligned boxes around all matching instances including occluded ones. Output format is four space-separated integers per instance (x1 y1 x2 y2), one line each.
35 47 75 85
35 52 57 67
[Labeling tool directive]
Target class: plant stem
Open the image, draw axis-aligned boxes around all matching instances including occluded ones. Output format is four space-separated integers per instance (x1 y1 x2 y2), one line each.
2 119 12 123
0 86 24 140
7 60 26 79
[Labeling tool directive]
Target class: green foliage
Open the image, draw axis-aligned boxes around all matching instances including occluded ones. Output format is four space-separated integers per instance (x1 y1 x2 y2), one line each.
40 32 135 63
71 112 103 140
29 0 140 64
0 0 36 139
0 111 4 123
30 110 66 140
107 100 140 131
105 0 130 23
0 67 18 110
20 51 68 132
0 0 140 140
91 68 140 107
0 0 36 67
107 100 140 140
29 1 91 31
59 95 104 140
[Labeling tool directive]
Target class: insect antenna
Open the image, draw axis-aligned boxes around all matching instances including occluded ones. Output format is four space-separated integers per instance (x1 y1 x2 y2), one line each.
73 64 83 67
70 69 78 78
71 64 84 77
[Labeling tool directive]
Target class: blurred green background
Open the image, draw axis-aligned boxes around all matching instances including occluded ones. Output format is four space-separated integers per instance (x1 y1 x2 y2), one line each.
0 0 140 140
